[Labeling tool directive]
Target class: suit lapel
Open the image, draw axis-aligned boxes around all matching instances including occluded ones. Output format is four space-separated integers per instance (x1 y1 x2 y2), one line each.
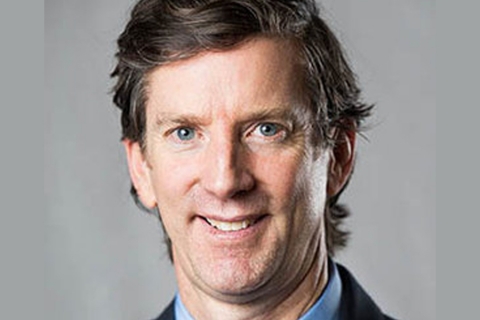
153 299 175 320
337 264 392 320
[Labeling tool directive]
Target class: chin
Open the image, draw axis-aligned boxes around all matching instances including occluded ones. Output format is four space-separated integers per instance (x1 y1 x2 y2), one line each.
195 251 280 299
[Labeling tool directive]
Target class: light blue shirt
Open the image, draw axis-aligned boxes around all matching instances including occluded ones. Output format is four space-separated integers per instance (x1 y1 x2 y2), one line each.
174 260 342 320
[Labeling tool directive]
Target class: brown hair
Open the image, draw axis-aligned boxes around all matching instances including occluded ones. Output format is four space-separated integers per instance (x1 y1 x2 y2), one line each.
111 0 373 258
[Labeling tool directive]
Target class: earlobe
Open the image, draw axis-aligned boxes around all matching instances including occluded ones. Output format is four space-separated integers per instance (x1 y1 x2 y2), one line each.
327 127 356 197
122 140 157 209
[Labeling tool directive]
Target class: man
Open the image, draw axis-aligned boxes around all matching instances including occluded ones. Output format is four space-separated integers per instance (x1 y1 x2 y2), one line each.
111 0 396 319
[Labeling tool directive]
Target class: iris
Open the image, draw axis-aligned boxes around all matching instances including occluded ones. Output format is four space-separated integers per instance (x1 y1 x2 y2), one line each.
259 123 278 137
176 127 195 141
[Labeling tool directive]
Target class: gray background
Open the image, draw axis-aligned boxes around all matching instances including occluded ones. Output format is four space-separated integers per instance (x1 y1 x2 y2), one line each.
45 0 435 319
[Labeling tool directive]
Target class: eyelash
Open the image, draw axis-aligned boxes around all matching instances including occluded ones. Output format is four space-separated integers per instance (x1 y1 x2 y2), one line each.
249 122 288 142
166 126 198 143
165 122 289 145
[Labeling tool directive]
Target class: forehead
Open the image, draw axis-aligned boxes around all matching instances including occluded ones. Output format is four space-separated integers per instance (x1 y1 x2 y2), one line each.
144 38 306 120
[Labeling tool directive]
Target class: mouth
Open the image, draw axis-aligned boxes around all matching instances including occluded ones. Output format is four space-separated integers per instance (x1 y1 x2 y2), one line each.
202 215 266 232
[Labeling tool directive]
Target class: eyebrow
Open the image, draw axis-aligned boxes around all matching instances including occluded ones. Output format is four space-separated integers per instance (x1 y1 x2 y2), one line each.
154 112 208 128
243 107 299 123
153 104 306 128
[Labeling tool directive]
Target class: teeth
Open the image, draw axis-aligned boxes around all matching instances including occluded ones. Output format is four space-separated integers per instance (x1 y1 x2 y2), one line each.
206 218 253 231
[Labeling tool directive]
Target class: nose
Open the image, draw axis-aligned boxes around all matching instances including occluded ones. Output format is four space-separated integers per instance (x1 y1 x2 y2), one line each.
200 135 255 200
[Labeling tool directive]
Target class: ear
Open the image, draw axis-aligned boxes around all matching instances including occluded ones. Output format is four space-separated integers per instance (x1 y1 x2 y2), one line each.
122 139 157 209
327 125 356 197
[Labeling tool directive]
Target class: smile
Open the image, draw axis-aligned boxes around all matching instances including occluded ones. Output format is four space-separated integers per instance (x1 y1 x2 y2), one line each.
205 218 254 231
203 215 266 232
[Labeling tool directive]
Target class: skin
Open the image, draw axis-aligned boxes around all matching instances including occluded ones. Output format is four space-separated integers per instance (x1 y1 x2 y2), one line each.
124 38 355 320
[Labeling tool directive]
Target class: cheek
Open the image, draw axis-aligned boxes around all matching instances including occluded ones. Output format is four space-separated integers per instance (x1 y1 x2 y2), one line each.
148 154 200 205
254 151 307 205
256 149 329 219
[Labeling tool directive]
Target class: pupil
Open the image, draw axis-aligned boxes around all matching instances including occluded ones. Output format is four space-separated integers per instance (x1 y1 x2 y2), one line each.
178 128 194 140
261 123 276 136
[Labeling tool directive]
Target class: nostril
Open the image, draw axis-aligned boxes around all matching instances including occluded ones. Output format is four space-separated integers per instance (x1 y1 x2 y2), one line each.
232 187 254 199
201 168 255 200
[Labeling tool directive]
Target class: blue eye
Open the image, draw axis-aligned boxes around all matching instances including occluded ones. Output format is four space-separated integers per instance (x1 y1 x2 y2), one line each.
259 123 278 137
175 127 195 141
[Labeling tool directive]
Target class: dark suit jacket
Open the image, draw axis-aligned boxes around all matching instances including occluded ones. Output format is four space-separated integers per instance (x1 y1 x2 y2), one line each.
153 263 396 320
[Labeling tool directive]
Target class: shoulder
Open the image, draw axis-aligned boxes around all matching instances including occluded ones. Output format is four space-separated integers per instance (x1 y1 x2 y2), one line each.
151 300 175 320
336 263 398 320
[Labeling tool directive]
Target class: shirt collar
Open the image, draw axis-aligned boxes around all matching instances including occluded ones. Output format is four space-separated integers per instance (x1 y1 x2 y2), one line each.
174 293 194 320
174 259 342 320
298 259 342 320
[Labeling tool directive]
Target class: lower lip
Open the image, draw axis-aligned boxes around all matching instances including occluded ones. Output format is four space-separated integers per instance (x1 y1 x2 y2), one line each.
198 215 269 241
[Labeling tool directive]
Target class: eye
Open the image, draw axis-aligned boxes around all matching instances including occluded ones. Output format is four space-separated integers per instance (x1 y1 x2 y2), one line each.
249 122 288 143
174 127 195 141
258 123 279 137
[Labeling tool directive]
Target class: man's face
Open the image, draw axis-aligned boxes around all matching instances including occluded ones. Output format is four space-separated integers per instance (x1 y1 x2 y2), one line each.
127 38 332 302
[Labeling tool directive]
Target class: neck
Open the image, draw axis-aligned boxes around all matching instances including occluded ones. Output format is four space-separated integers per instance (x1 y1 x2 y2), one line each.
176 246 329 320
